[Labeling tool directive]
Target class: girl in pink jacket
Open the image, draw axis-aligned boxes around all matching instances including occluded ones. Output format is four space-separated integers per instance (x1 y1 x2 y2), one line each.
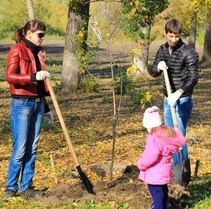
137 106 186 209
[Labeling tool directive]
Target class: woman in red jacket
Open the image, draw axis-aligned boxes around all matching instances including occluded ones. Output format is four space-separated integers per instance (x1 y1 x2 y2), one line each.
4 19 53 199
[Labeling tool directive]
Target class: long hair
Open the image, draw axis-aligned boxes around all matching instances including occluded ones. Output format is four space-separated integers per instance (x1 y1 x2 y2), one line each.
150 125 176 138
14 19 46 43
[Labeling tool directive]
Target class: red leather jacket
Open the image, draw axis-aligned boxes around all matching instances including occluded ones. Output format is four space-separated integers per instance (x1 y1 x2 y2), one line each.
6 41 49 97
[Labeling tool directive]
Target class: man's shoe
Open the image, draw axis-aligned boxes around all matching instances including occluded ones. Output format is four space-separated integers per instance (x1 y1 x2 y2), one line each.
4 190 16 199
20 188 45 198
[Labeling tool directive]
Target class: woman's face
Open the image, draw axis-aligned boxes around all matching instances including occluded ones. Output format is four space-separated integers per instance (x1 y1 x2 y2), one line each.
26 30 45 46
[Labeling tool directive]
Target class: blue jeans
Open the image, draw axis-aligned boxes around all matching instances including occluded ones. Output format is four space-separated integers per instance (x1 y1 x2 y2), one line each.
6 98 44 193
163 96 193 164
148 184 169 209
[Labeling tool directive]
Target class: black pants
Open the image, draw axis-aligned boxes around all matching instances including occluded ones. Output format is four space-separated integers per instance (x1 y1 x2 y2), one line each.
148 184 169 209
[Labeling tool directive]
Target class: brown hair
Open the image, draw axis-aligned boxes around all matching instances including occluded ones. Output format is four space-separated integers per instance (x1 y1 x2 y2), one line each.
164 19 182 34
14 19 46 43
151 125 176 138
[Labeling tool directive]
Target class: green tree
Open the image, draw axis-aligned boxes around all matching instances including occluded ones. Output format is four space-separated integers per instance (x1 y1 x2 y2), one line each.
0 0 29 39
152 0 206 49
120 0 169 78
0 0 67 39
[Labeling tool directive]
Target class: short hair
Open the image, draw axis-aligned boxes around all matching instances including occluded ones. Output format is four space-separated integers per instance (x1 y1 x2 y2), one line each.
164 19 182 34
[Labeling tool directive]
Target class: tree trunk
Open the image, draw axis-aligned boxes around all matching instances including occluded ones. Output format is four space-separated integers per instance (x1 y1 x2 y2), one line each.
61 11 82 92
131 42 152 79
128 26 153 80
200 23 211 67
26 0 35 20
61 0 90 93
187 12 197 49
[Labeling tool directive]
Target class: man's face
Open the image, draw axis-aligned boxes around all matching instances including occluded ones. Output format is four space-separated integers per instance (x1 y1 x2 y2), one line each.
165 32 181 47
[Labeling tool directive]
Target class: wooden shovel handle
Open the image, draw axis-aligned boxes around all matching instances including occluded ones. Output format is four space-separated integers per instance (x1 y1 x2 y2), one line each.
163 70 178 128
46 78 80 166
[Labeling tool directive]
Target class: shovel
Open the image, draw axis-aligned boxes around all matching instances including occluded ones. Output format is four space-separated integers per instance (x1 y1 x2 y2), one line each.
46 78 95 194
163 69 178 128
163 70 191 186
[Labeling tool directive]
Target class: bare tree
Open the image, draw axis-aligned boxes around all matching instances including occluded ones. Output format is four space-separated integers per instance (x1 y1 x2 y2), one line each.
26 0 35 20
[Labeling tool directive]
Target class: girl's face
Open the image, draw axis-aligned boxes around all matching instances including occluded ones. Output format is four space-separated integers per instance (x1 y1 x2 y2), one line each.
26 30 45 46
165 32 181 47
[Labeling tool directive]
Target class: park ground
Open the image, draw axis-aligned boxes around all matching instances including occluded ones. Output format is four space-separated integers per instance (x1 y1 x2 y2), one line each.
0 40 211 208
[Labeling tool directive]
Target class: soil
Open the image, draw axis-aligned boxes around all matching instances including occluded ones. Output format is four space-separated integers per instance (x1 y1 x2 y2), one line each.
0 39 209 209
34 166 189 209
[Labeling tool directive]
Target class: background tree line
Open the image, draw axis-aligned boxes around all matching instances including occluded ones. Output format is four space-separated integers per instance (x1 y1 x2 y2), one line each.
1 0 211 92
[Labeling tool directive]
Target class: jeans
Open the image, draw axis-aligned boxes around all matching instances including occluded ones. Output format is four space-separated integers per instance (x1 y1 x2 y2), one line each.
6 98 44 192
163 96 193 164
148 184 169 209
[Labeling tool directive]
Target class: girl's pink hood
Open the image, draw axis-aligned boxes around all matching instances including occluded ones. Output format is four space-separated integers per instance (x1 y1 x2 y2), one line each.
152 128 186 155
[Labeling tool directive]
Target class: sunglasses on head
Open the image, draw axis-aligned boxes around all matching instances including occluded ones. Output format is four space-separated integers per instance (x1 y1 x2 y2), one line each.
36 33 45 38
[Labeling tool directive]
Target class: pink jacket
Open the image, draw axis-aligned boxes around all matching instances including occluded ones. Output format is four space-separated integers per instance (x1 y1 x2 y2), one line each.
137 129 186 185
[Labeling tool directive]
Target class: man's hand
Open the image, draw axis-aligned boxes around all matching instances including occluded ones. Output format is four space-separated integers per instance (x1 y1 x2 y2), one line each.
36 71 50 81
167 90 182 107
157 61 168 71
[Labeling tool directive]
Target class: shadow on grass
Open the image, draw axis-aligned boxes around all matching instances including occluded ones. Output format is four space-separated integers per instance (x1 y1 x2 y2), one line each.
171 174 211 208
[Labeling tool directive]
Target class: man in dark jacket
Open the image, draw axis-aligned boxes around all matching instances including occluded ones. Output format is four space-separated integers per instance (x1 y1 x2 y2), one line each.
151 19 199 172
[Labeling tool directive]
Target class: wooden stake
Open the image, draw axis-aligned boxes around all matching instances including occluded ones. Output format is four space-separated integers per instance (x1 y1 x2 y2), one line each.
50 152 58 184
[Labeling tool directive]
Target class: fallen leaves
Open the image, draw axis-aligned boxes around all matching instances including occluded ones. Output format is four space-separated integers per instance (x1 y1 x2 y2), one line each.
1 45 211 208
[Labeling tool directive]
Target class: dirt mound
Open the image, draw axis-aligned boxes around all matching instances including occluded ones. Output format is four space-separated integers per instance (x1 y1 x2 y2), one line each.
32 165 188 209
